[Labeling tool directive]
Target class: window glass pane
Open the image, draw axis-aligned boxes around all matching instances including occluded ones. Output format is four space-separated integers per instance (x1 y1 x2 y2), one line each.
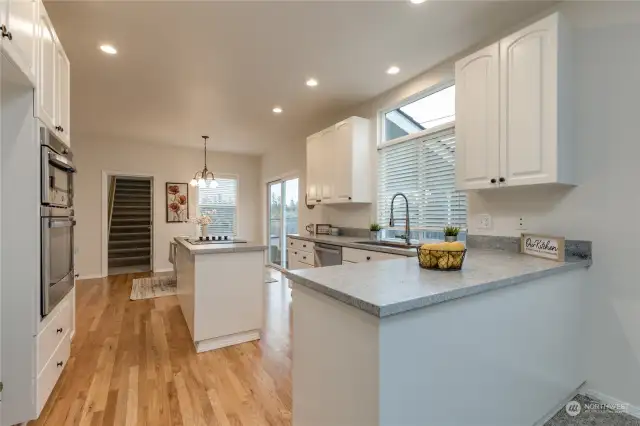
197 177 238 236
378 128 467 231
383 85 455 143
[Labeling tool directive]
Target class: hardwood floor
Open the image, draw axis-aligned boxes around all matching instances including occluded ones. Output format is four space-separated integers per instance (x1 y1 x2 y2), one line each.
30 271 292 426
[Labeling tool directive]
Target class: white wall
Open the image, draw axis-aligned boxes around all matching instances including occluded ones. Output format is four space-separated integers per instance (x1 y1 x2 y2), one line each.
261 0 640 408
73 138 261 277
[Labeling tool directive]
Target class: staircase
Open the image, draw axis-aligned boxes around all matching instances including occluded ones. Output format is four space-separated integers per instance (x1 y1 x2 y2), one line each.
108 178 152 274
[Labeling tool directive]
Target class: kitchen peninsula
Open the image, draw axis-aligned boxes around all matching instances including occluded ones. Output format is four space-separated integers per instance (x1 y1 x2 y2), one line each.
286 247 591 426
174 237 267 352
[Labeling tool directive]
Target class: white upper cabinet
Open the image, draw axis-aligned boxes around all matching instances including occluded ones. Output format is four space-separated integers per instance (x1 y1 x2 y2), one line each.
455 43 500 190
36 5 56 131
0 0 38 84
55 43 70 145
306 132 322 205
305 117 372 205
455 12 573 190
36 2 70 146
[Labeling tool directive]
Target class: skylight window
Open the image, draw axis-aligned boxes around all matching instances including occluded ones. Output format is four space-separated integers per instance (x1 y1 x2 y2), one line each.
383 85 455 143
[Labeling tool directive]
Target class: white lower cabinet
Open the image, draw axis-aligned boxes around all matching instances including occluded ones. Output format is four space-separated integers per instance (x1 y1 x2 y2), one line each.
37 332 70 412
342 247 404 263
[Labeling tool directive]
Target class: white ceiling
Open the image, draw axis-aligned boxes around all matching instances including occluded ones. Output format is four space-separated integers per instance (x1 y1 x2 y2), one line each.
45 0 553 155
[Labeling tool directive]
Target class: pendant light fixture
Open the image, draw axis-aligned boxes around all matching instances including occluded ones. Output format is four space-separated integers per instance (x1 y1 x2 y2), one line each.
190 136 218 188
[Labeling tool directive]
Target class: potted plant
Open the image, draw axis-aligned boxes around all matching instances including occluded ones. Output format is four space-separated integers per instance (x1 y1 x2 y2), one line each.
443 226 460 242
370 223 382 241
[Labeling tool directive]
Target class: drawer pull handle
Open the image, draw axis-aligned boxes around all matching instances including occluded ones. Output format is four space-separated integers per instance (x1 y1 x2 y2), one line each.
366 256 371 261
56 328 63 334
56 361 63 368
303 256 306 260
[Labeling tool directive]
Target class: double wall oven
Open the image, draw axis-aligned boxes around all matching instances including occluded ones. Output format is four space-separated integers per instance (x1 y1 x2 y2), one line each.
40 125 76 316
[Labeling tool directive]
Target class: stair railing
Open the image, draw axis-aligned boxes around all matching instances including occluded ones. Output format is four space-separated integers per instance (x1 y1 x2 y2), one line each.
107 176 117 236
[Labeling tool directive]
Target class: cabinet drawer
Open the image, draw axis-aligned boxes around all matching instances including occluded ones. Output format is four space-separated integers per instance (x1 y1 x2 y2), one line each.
287 238 314 253
293 249 314 266
288 258 314 271
37 332 70 414
342 247 404 263
37 298 71 373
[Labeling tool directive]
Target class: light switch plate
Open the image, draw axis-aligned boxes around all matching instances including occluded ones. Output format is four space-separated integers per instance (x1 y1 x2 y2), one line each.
477 214 492 230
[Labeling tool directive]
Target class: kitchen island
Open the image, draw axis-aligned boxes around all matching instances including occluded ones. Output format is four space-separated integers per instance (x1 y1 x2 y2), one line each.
174 237 267 353
285 248 591 426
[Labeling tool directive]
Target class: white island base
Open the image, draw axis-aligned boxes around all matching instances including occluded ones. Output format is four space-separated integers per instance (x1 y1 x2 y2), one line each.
175 239 266 353
293 268 587 426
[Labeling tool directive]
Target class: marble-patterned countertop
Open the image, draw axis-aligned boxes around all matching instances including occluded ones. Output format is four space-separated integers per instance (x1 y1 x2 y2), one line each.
175 237 267 255
287 233 427 257
284 248 591 318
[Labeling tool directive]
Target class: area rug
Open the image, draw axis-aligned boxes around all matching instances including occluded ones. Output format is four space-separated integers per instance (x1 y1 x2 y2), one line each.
130 275 177 300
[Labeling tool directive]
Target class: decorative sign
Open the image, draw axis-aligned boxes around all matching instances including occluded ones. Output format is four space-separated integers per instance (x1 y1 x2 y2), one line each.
520 233 565 262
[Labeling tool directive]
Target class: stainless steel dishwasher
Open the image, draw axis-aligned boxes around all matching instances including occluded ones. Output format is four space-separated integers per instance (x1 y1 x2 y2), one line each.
313 243 342 267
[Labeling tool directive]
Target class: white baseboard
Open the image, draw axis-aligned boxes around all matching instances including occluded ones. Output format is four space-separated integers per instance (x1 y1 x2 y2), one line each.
153 268 174 273
581 388 640 419
77 273 104 280
194 330 260 353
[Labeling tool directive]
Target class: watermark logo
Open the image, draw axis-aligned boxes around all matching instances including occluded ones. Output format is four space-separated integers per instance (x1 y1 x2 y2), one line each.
565 399 629 416
565 400 582 417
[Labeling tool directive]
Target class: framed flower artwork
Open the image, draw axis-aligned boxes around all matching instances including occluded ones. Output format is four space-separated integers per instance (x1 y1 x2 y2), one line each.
166 182 189 223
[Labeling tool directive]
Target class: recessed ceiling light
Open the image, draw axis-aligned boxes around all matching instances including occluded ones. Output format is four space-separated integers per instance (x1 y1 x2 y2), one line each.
99 44 117 55
409 0 427 4
306 78 318 87
272 106 283 114
387 66 400 75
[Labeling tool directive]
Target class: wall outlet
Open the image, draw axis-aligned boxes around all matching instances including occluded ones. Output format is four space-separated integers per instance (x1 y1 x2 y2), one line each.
517 217 527 231
477 214 492 230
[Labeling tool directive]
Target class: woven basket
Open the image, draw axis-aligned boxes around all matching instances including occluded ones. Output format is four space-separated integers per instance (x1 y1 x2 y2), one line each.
416 248 467 271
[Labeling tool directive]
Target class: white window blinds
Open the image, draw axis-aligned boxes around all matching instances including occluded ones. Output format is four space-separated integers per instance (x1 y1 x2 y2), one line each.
377 128 467 230
197 177 238 236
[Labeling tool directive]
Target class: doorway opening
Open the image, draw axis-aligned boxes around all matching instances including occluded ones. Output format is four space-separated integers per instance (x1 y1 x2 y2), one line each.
267 177 299 270
106 175 153 275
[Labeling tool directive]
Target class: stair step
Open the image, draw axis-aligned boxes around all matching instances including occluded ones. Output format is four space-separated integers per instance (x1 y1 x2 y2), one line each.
108 257 151 267
112 212 150 217
115 195 151 200
116 188 149 193
112 205 151 209
109 240 151 248
109 232 151 240
111 225 150 230
111 216 150 221
109 247 150 255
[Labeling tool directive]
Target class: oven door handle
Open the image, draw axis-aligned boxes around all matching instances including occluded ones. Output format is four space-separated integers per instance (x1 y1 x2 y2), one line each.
48 152 76 172
49 219 76 228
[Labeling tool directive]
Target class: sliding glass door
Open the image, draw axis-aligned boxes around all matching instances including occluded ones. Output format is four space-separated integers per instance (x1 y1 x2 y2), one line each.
267 177 299 269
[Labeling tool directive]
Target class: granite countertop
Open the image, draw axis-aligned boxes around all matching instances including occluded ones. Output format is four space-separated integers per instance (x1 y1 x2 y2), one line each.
284 249 591 318
175 237 267 255
287 233 424 257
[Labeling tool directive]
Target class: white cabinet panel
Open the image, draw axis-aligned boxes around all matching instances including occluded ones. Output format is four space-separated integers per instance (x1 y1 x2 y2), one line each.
306 133 321 204
36 6 56 130
55 43 70 145
0 0 37 84
37 333 70 414
319 127 334 201
500 13 558 187
455 43 500 190
333 120 353 200
342 247 404 263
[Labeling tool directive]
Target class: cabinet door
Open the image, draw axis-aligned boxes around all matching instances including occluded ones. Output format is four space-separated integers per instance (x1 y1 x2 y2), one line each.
499 13 558 187
37 8 56 130
333 120 352 201
0 0 37 84
55 43 70 146
306 133 321 204
455 43 500 190
319 127 334 201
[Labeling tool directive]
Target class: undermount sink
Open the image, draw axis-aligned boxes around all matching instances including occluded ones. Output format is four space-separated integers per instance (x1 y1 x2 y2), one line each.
354 241 419 249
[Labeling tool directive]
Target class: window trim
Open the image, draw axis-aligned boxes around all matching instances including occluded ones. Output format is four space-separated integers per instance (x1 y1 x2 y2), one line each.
378 79 455 148
196 173 241 236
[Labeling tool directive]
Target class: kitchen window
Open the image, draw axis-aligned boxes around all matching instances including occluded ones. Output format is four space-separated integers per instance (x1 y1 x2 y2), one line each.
378 84 467 232
197 176 238 236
